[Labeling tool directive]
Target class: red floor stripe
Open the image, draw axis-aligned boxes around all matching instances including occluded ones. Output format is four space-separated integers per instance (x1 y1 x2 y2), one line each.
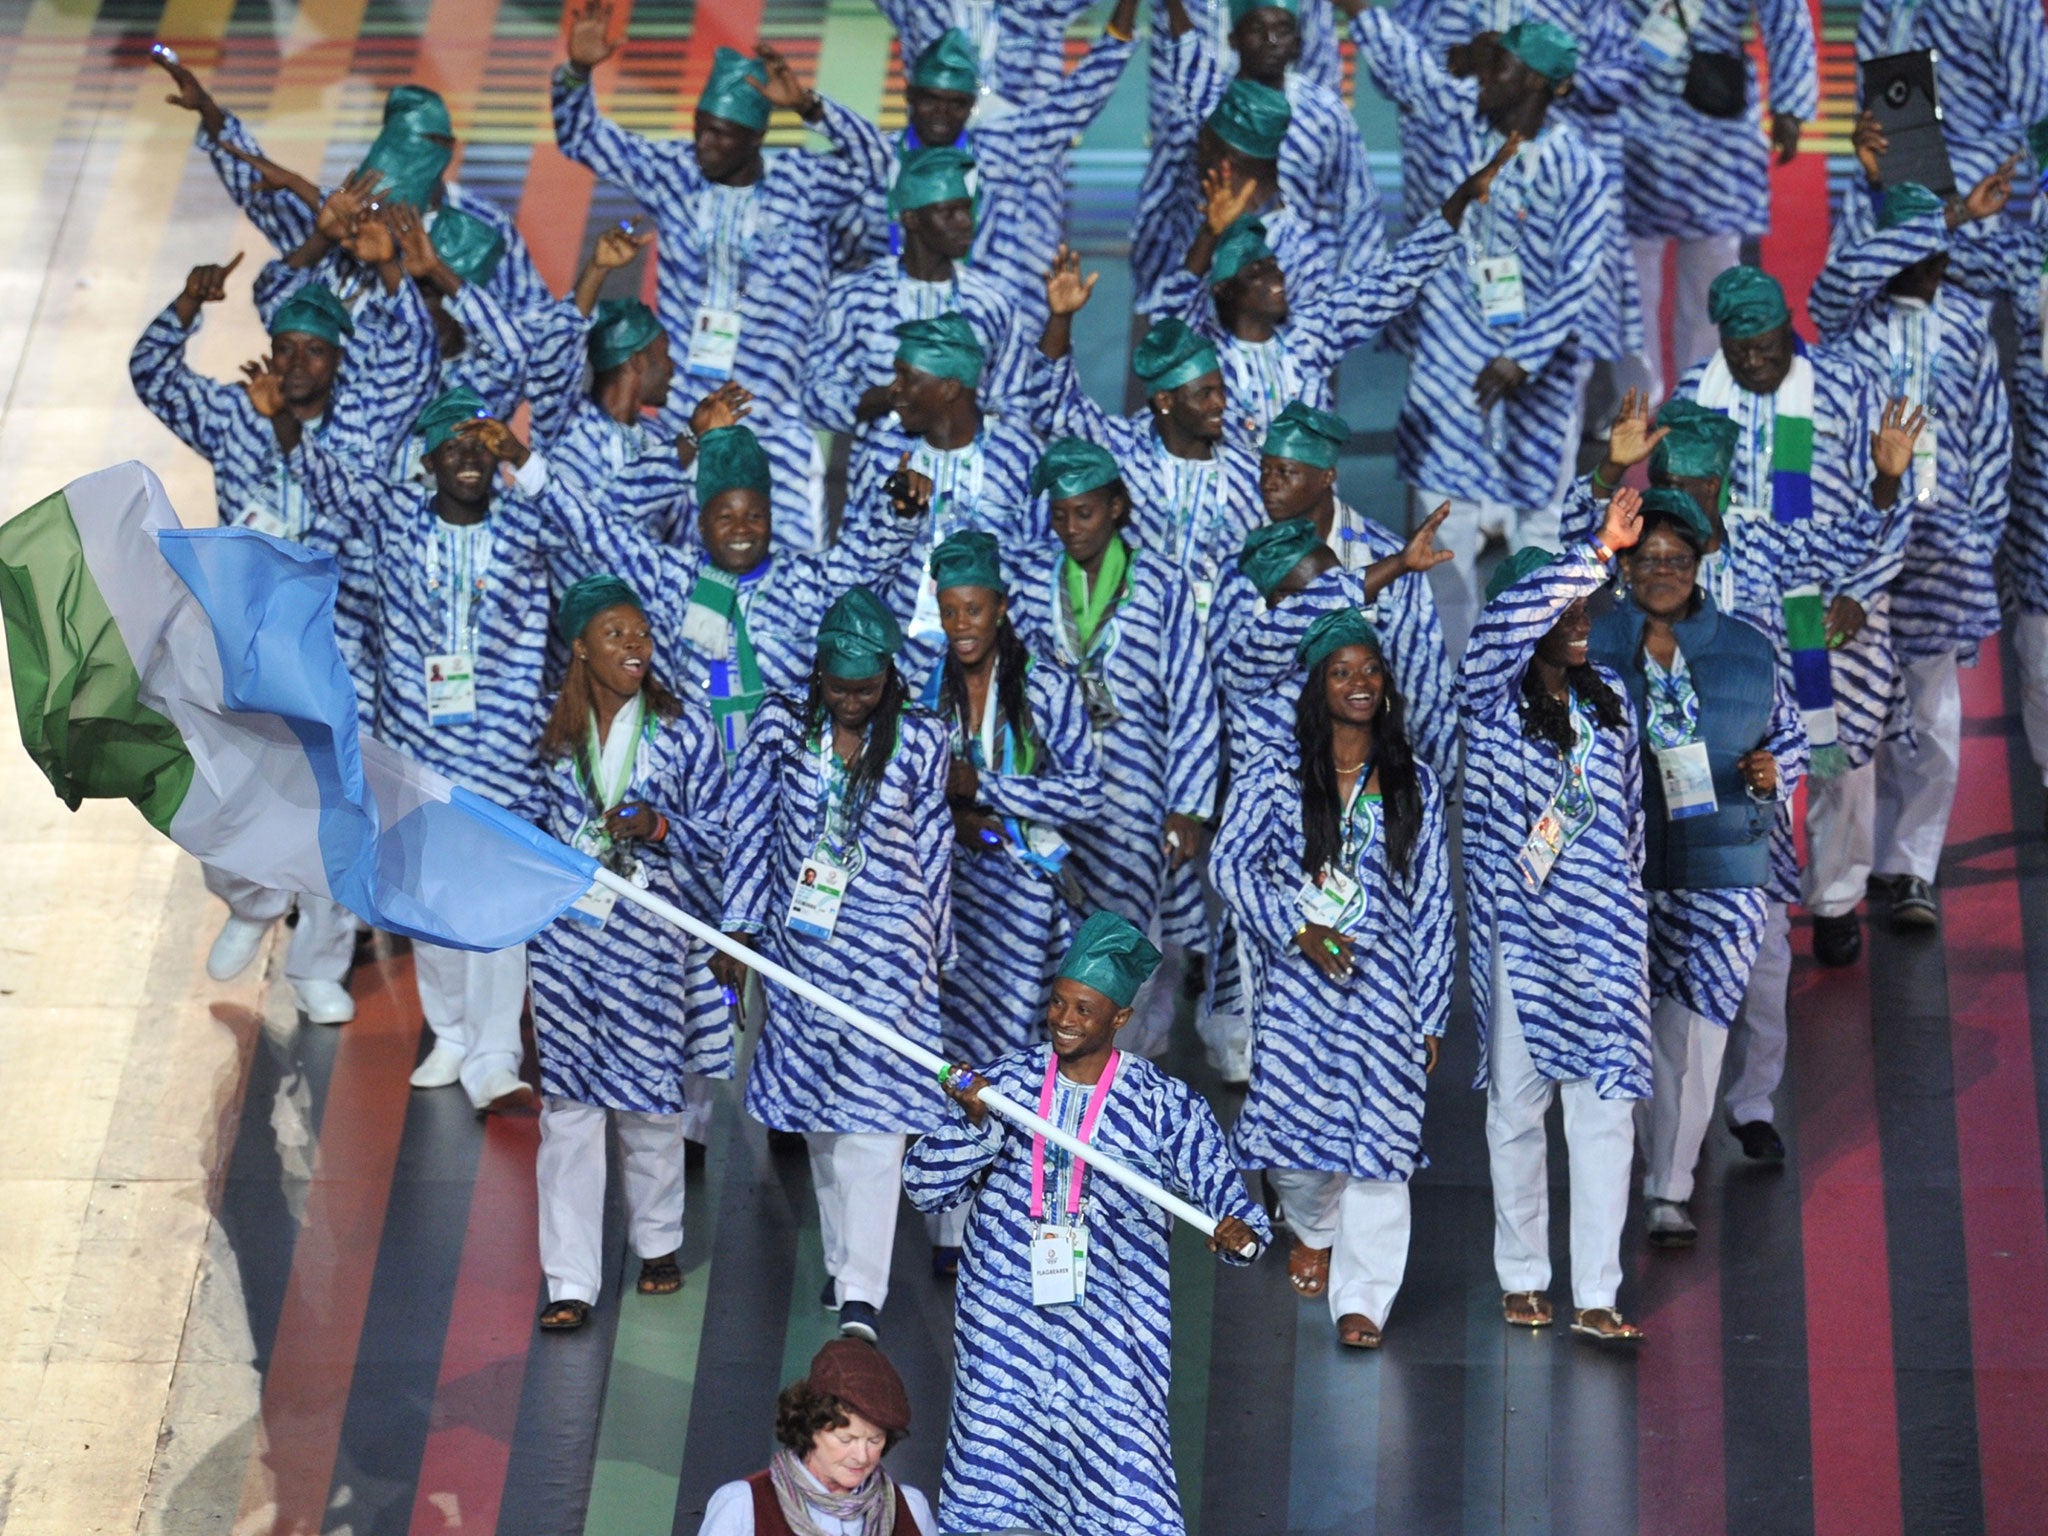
1943 650 2048 1535
406 1111 544 1536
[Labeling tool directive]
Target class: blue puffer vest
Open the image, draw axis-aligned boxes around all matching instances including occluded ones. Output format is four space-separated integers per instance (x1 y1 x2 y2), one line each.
1590 592 1779 891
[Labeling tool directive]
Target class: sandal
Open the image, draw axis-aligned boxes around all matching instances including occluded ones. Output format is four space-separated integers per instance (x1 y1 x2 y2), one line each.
1501 1291 1553 1329
1570 1307 1644 1343
637 1253 683 1295
538 1298 592 1331
1287 1241 1332 1298
1336 1313 1382 1349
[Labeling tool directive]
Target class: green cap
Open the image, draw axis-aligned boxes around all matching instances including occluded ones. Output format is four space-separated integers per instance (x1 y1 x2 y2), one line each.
1635 486 1713 551
1132 317 1222 394
429 207 506 287
2030 115 2048 169
269 284 354 347
816 587 903 680
1210 214 1276 287
1880 181 1944 229
416 384 490 453
1707 265 1791 340
1228 0 1298 22
1650 398 1739 482
697 424 774 504
1205 77 1291 161
1296 608 1380 673
1056 909 1161 1009
382 84 452 139
1262 400 1347 470
1499 20 1578 82
362 86 454 208
1238 515 1323 598
700 47 771 132
910 28 980 94
893 313 985 387
930 528 1007 595
890 145 976 216
557 573 644 643
1031 437 1123 502
589 298 664 372
1483 545 1557 604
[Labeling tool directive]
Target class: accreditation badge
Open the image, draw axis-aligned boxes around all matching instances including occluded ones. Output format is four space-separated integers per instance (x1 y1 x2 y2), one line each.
1656 740 1719 820
1635 0 1692 62
567 880 618 929
1295 867 1363 931
425 651 477 726
1475 256 1527 326
785 853 849 940
1031 1224 1084 1307
1516 806 1567 889
685 305 743 382
236 501 290 540
1911 421 1938 504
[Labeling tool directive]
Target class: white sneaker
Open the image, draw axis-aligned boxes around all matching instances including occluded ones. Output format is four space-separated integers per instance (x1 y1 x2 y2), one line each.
471 1066 534 1114
1645 1198 1697 1249
206 915 271 982
409 1041 466 1089
1212 1037 1253 1087
293 979 356 1026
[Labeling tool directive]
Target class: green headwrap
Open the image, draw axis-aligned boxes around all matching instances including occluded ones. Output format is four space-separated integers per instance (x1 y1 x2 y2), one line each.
362 86 454 208
890 145 976 216
1707 265 1791 340
1132 318 1221 395
1262 400 1348 470
930 528 1007 594
1483 545 1557 604
893 313 985 387
589 298 664 373
415 385 489 454
1880 181 1945 229
1056 909 1161 1008
1228 0 1298 22
1636 487 1713 551
696 425 774 504
556 573 644 643
1210 215 1276 287
910 28 980 94
383 84 452 139
429 207 506 287
700 47 771 132
1205 77 1291 161
269 284 354 347
1650 398 1740 483
1030 437 1123 502
2031 115 2048 170
816 587 903 680
1238 515 1323 598
1296 608 1379 673
1500 20 1579 82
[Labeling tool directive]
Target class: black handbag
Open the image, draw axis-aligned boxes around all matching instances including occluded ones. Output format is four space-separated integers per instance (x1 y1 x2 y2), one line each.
1684 49 1749 118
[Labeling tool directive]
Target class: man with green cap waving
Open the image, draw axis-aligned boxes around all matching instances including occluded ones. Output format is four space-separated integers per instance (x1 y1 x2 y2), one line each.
556 7 892 550
906 908 1268 1536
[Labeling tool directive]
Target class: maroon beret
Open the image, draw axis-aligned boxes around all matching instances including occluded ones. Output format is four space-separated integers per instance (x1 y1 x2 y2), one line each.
807 1339 911 1436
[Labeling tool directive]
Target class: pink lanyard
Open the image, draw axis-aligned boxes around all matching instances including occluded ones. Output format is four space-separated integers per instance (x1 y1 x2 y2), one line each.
1029 1049 1121 1221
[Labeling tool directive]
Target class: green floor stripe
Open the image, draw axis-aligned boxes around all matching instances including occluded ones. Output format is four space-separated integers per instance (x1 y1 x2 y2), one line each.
779 1193 843 1386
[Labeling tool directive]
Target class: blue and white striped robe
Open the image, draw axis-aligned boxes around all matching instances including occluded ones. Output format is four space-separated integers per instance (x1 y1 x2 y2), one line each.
1007 541 1222 942
1857 0 2048 192
522 708 734 1111
902 1048 1270 1536
1351 9 1610 509
1620 0 1819 240
541 396 694 542
1212 756 1454 1179
919 655 1105 1064
1151 0 1345 96
723 698 955 1134
877 0 1100 109
1457 543 1651 1097
1809 211 2014 666
552 74 891 549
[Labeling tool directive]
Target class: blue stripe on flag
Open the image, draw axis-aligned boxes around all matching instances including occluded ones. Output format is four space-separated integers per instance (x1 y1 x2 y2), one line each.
1789 645 1835 711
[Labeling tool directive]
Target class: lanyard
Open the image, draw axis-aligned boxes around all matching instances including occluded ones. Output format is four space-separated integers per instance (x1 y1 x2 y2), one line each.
1886 298 1940 404
1158 443 1219 569
580 695 645 813
423 518 493 655
1228 337 1297 439
1884 0 1926 53
1731 387 1774 510
1030 1049 1120 1220
910 436 986 543
700 183 760 311
812 731 860 865
1339 773 1380 868
1466 131 1530 261
955 0 1002 75
1643 646 1700 750
1550 699 1598 837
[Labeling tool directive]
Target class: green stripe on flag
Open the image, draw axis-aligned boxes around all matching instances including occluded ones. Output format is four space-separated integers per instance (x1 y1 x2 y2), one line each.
1772 414 1814 473
0 488 192 831
1782 587 1828 653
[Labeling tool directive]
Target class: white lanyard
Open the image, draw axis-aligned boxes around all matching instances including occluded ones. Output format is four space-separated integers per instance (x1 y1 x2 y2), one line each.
1731 388 1775 511
699 183 760 312
896 271 963 324
1228 337 1297 438
423 518 493 655
585 694 644 811
1886 297 1940 404
910 435 987 542
1158 443 1219 569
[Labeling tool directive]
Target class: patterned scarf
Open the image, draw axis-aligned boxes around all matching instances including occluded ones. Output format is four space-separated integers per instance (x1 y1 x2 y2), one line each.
681 564 764 761
766 1447 898 1536
1696 350 1815 525
1781 584 1846 777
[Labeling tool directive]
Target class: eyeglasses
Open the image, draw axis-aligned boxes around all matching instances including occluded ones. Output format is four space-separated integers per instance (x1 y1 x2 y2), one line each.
1627 554 1699 574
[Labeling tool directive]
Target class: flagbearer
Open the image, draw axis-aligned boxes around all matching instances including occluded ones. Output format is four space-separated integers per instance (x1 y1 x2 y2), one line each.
905 910 1270 1536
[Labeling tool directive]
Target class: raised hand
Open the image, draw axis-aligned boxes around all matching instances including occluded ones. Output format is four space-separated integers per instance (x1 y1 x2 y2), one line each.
344 200 398 267
152 44 226 136
1950 153 2021 227
239 355 285 418
750 44 820 118
1199 162 1261 235
219 141 322 207
384 203 446 285
565 0 619 72
1045 246 1098 317
1605 387 1669 470
181 252 244 308
1599 483 1645 554
1852 109 1886 185
591 222 653 271
690 382 754 436
1770 112 1801 166
315 168 378 243
453 415 531 468
1871 395 1926 482
1402 502 1456 573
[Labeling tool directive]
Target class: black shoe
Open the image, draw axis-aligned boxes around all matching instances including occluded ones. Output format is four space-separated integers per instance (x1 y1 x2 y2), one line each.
819 1277 837 1310
1731 1120 1786 1163
767 1128 807 1154
684 1138 707 1171
1811 911 1862 967
838 1300 880 1342
1865 873 1901 905
931 1244 961 1280
1889 876 1939 931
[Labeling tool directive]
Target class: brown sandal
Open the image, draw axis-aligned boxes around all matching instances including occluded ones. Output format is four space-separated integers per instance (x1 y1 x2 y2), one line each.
1287 1241 1332 1297
637 1253 683 1295
1501 1290 1553 1328
1336 1313 1382 1349
1570 1307 1644 1343
538 1298 592 1331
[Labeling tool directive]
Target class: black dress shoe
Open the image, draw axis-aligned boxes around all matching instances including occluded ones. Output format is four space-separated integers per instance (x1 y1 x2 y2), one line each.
1731 1120 1786 1163
1889 876 1939 931
767 1128 807 1154
1812 911 1862 967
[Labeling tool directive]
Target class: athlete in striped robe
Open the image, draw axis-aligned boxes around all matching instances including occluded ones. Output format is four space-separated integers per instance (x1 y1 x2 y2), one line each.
1857 0 2048 193
1212 611 1453 1346
1458 517 1652 1341
1155 0 1344 96
877 0 1101 109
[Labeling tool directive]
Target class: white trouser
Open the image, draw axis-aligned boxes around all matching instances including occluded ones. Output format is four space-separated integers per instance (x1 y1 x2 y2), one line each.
1485 947 1635 1310
1873 652 1964 883
1266 1166 1412 1327
536 1097 688 1304
1197 924 1252 1068
2013 613 2048 787
1802 762 1876 918
1637 996 1731 1204
1419 488 1565 661
1630 233 1742 404
412 941 528 1103
808 1131 905 1310
926 1204 970 1250
202 866 355 983
678 1071 717 1146
1723 901 1792 1126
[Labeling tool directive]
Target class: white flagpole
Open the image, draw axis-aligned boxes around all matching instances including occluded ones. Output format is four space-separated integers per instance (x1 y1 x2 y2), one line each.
589 866 1256 1255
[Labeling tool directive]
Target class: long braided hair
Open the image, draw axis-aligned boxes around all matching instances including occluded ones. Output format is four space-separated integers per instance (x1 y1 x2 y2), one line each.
1516 620 1629 757
800 661 912 833
1294 651 1423 882
936 615 1037 773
